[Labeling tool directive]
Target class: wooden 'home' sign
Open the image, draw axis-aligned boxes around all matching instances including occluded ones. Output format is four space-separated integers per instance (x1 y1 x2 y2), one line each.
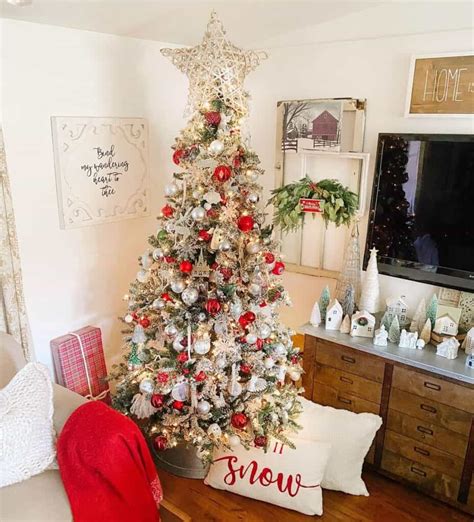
406 52 474 116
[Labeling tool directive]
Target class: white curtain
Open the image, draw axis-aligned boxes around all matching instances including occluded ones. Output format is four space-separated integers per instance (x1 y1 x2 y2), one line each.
0 128 31 360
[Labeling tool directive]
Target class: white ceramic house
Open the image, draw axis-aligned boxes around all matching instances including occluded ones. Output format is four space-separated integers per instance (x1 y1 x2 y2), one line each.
462 327 474 355
350 310 376 338
433 313 458 336
325 299 343 330
385 296 409 326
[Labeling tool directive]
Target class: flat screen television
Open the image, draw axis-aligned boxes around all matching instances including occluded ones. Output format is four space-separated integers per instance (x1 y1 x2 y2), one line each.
365 133 474 291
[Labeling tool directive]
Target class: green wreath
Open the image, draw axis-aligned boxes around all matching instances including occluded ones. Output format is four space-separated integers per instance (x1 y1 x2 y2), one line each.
269 176 358 233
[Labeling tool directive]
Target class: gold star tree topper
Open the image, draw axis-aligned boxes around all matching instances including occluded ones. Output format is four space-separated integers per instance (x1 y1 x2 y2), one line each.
161 12 267 117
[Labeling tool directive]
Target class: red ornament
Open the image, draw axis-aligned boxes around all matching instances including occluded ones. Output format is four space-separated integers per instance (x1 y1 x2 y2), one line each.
179 260 193 273
172 149 184 165
256 338 264 350
204 111 221 126
291 355 300 365
164 256 176 264
231 412 249 430
272 261 285 275
254 435 268 448
156 372 169 384
207 208 219 219
198 230 212 242
238 315 249 329
139 316 150 328
210 262 219 270
244 311 256 323
219 267 233 280
161 293 173 302
153 435 168 451
195 371 207 382
172 400 184 411
264 252 275 264
161 204 174 218
237 215 254 233
150 393 164 408
177 352 189 363
240 363 252 374
213 165 232 183
182 368 190 375
205 299 221 316
131 312 139 321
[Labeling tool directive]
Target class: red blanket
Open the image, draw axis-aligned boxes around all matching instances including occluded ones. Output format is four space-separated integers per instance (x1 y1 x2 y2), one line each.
58 401 162 522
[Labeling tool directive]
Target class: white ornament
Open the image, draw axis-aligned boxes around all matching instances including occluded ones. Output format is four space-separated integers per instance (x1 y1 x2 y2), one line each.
172 336 186 352
228 380 242 397
152 248 164 260
191 206 206 221
325 299 343 330
139 378 155 394
204 190 221 205
141 251 152 270
248 283 261 296
197 400 211 415
246 242 260 254
136 270 149 283
359 247 380 313
229 434 241 447
152 298 166 310
247 375 267 393
289 369 301 381
124 314 134 324
230 301 243 319
132 325 147 344
182 287 199 305
207 423 222 438
339 314 351 334
436 337 460 360
209 139 224 155
164 324 178 337
247 193 259 204
194 337 211 355
171 278 186 293
258 323 271 339
171 382 190 401
273 343 287 357
310 301 321 327
164 183 179 197
264 357 275 369
246 333 258 345
373 325 388 347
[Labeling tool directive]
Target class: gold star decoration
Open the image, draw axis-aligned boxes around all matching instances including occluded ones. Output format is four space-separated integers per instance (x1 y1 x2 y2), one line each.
161 11 267 117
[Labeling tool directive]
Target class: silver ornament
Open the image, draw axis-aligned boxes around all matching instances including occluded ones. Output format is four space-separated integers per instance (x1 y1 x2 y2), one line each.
247 193 259 204
152 298 166 310
198 312 207 321
207 423 222 438
246 333 258 345
289 370 301 381
246 242 260 255
194 338 211 355
182 287 199 305
132 325 147 344
124 314 134 324
164 324 178 337
192 189 203 199
274 343 287 357
209 139 224 155
214 320 227 336
171 382 190 401
228 380 242 397
264 357 275 369
164 183 178 197
230 301 243 319
259 323 272 339
263 236 271 245
165 223 175 233
247 375 268 393
249 283 261 296
228 434 241 447
139 378 155 395
246 169 258 182
197 400 211 415
218 239 231 252
171 278 186 293
191 206 206 221
173 336 186 352
152 248 164 260
136 270 149 283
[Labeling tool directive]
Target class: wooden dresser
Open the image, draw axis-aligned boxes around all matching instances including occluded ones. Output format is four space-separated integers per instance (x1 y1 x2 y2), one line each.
300 325 474 515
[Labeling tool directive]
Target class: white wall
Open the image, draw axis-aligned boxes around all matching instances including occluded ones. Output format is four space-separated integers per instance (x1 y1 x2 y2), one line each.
1 20 187 370
246 28 473 329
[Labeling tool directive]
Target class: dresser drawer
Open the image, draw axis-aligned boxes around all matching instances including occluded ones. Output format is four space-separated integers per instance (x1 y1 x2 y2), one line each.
389 388 472 437
384 429 464 479
313 382 380 415
392 366 474 414
315 341 385 383
387 409 468 459
315 363 382 404
381 450 460 503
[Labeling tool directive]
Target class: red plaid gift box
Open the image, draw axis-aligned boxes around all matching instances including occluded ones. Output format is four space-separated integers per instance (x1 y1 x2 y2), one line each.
51 326 111 404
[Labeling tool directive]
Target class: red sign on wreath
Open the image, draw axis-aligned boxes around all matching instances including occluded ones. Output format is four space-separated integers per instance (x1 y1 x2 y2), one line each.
299 198 324 213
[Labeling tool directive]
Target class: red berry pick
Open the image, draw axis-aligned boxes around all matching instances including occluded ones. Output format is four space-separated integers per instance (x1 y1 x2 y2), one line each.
231 412 249 430
179 260 193 273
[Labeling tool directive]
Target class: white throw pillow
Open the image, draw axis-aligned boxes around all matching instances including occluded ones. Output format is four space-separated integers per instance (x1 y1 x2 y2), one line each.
0 363 56 487
205 437 331 516
294 397 382 495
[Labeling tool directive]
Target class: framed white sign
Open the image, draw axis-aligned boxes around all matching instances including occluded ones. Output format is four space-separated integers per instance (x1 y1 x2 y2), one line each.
51 116 149 228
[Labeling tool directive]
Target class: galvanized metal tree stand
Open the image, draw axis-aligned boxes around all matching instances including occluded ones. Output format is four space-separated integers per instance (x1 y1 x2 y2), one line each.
152 443 209 479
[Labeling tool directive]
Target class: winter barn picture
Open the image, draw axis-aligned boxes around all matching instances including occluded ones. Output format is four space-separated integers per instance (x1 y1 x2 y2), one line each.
280 100 343 152
52 117 149 229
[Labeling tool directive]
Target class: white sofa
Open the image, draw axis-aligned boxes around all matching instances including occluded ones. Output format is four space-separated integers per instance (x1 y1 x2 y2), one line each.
0 333 87 521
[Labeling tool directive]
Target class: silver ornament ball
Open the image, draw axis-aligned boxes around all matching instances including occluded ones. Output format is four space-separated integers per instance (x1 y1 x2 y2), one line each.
218 239 231 252
194 338 211 355
259 324 272 339
152 298 166 310
246 242 260 255
246 333 258 345
171 278 186 293
229 434 241 447
152 248 164 261
182 287 199 305
139 378 155 395
249 283 261 296
164 183 178 197
164 324 178 337
197 400 211 415
207 423 222 438
247 193 259 204
191 207 206 221
209 139 224 155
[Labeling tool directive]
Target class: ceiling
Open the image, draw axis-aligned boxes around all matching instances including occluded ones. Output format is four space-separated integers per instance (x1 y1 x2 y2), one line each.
0 0 472 47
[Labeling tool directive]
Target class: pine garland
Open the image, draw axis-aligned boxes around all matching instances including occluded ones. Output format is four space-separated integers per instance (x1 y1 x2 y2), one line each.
269 175 358 232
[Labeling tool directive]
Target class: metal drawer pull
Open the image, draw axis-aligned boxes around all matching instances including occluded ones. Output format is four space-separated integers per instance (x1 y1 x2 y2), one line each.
410 466 427 477
424 381 441 391
340 376 353 384
417 425 434 436
338 396 352 405
414 446 430 457
341 355 356 364
420 403 437 414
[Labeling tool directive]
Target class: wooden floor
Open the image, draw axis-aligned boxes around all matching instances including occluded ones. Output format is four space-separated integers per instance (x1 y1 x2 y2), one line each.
159 469 471 522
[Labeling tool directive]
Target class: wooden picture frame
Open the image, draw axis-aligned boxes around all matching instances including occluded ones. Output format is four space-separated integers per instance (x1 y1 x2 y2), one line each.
405 52 474 118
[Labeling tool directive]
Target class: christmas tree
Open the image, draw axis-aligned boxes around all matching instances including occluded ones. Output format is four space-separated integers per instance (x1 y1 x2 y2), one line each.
111 13 302 461
359 248 380 313
388 316 401 344
426 294 438 328
335 223 361 306
319 286 331 321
